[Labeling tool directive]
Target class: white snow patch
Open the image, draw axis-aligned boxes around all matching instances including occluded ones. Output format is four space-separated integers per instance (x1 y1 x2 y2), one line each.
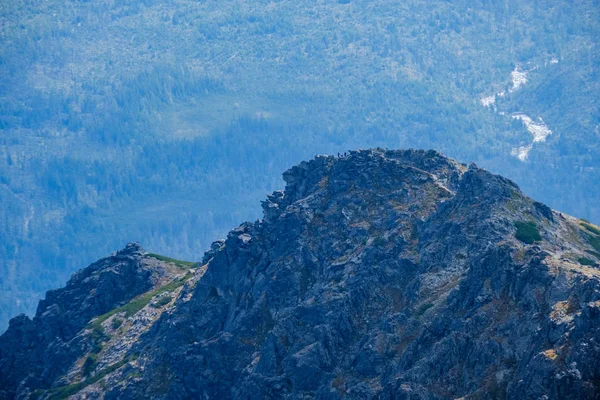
478 63 555 162
511 145 533 161
510 114 552 162
480 95 496 107
509 68 528 92
512 114 552 142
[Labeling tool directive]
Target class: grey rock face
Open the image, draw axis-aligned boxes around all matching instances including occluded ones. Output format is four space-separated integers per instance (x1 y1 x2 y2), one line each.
0 243 177 399
2 149 600 399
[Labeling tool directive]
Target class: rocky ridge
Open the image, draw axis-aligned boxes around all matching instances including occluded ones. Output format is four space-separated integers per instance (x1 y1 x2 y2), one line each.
0 243 196 400
2 149 600 399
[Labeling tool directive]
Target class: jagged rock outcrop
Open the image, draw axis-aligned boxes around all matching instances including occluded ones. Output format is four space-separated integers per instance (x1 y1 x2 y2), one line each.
0 243 190 399
2 149 600 399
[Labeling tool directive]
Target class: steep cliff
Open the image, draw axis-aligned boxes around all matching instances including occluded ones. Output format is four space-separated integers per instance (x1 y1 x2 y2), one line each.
2 149 600 399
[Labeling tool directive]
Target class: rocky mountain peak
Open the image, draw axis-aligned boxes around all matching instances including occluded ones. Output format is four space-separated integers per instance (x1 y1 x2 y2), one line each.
114 242 145 256
263 148 467 224
2 149 600 399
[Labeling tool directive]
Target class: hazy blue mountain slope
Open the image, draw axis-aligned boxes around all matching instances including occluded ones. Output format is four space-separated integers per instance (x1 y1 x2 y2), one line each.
0 0 598 330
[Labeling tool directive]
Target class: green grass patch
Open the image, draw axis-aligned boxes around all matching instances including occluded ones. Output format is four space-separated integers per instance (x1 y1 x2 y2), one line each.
147 253 196 270
514 221 541 244
578 257 595 266
82 354 98 376
151 295 173 308
585 250 600 258
415 303 434 316
48 357 131 400
584 233 600 253
373 237 386 247
111 318 123 330
88 325 107 353
581 222 600 236
89 273 191 332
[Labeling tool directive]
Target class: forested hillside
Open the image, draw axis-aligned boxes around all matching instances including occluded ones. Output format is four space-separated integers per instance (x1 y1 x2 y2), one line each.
0 0 598 330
